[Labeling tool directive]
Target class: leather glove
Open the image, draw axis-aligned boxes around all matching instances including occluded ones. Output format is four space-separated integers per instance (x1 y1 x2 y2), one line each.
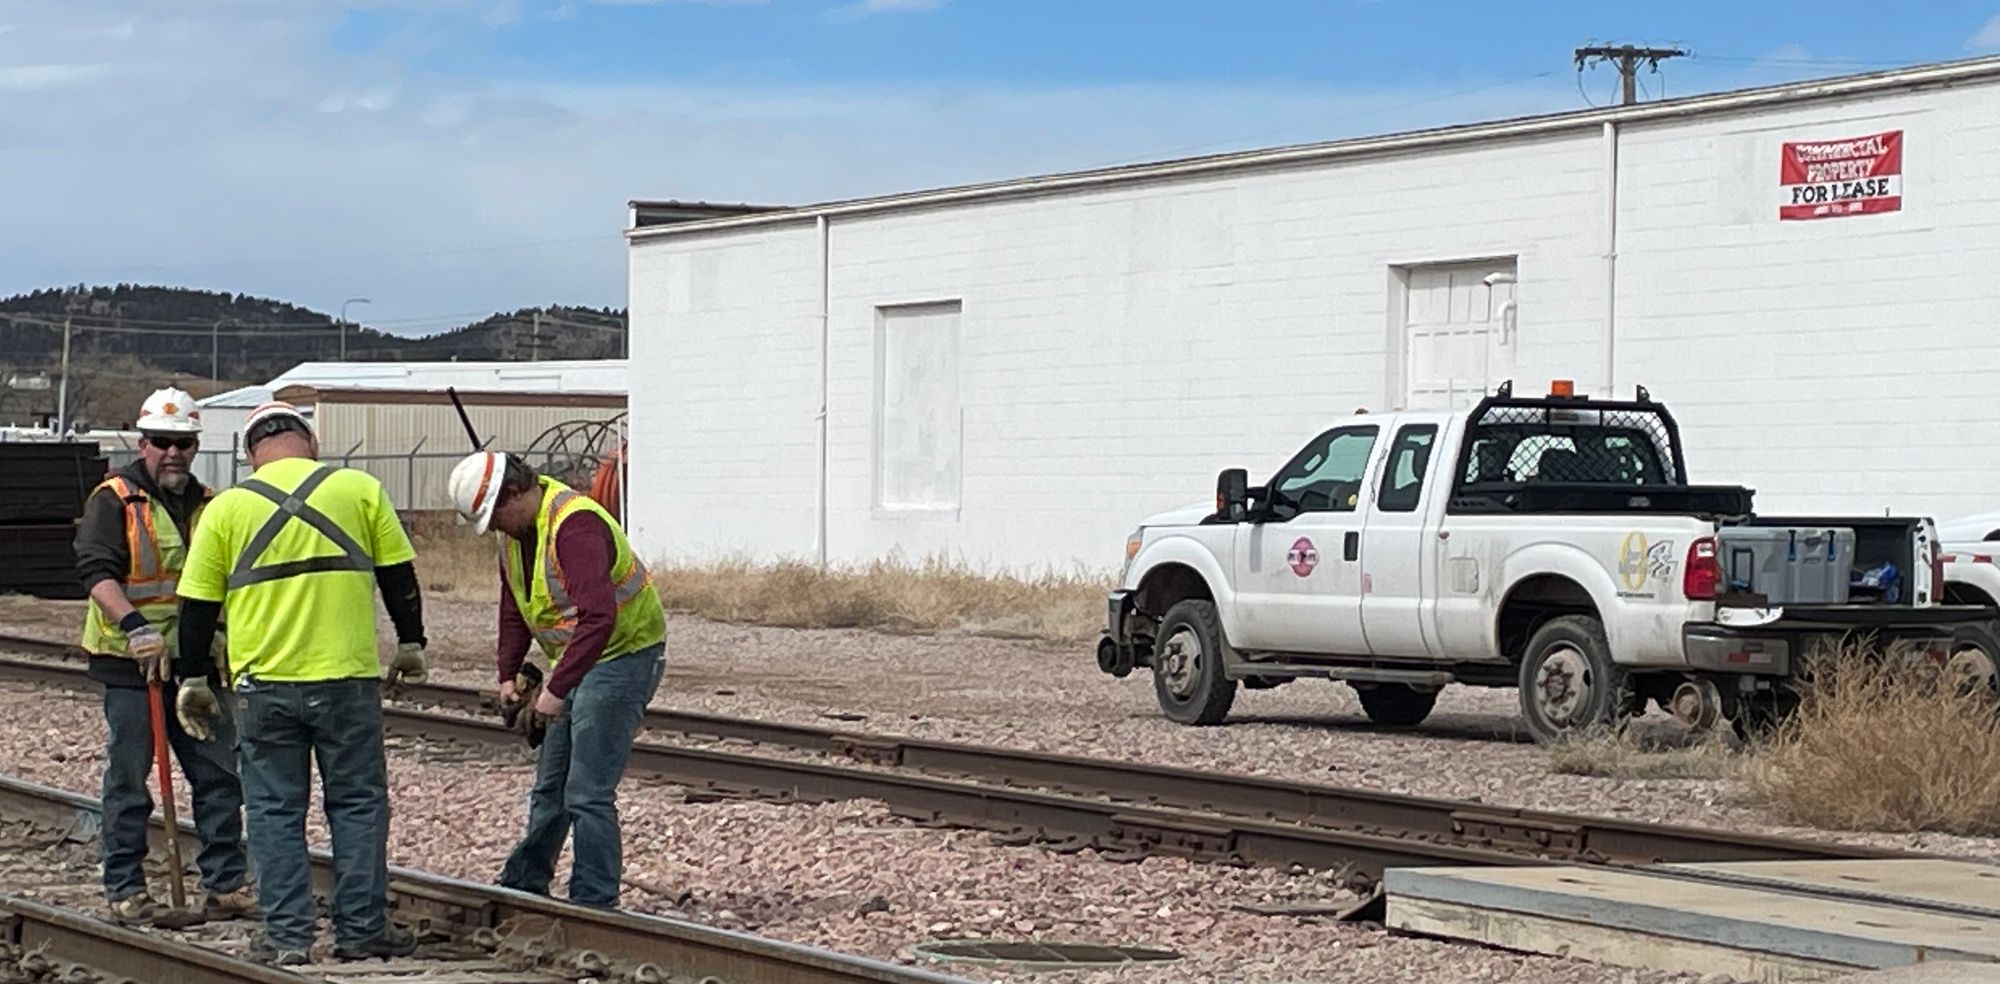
384 642 427 690
176 678 222 742
501 663 548 749
119 613 167 683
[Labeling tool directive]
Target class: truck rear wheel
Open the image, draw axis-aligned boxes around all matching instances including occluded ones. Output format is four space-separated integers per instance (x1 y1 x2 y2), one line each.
1517 615 1624 744
1946 624 2000 700
1353 684 1438 729
1151 599 1237 726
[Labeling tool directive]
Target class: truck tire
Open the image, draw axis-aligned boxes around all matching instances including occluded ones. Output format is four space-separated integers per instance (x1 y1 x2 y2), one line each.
1517 615 1624 744
1353 684 1438 729
1947 623 2000 701
1151 599 1237 726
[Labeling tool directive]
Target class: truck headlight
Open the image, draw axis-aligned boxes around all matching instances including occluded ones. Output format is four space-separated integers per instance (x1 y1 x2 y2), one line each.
1122 529 1144 581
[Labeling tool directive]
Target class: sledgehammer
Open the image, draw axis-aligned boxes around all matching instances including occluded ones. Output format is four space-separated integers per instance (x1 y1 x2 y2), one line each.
147 679 205 929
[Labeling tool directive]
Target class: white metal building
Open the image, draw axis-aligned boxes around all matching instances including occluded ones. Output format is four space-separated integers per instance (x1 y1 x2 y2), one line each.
626 56 2000 572
191 360 628 510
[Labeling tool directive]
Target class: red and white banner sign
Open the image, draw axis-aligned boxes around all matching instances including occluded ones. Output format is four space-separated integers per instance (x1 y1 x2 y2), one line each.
1779 129 1902 221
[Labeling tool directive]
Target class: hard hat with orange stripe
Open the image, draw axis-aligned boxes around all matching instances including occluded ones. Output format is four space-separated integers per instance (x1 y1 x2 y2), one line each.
449 449 508 535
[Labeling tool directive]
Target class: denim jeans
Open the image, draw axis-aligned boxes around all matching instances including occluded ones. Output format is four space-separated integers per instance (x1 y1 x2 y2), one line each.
499 644 664 908
233 677 390 950
100 682 249 900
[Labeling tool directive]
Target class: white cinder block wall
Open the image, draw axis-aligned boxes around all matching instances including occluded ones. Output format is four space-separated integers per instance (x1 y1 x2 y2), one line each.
1616 85 2000 517
628 66 2000 571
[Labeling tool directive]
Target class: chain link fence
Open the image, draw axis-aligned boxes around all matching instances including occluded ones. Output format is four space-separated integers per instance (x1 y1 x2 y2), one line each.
103 441 605 513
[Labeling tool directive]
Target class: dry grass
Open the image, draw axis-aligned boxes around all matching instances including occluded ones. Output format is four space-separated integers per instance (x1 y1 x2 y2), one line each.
1545 725 1740 781
1749 649 2000 836
408 524 1110 646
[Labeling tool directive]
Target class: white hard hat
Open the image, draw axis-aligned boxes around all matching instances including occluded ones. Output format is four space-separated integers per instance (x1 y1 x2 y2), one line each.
136 387 201 435
449 450 508 534
242 401 313 446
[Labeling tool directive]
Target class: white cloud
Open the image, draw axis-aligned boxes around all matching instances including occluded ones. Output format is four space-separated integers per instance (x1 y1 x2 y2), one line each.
828 0 940 20
1756 43 1813 65
0 63 109 91
1970 14 2000 51
0 1 1585 328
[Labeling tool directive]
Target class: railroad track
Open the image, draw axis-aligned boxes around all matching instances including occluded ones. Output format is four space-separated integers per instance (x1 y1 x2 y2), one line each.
0 772 971 984
0 637 1909 902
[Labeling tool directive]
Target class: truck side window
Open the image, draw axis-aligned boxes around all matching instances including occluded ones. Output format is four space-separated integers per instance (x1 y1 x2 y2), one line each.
1271 426 1379 515
1376 425 1437 512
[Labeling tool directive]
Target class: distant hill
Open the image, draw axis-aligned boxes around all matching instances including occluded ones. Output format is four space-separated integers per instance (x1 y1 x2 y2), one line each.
0 285 626 429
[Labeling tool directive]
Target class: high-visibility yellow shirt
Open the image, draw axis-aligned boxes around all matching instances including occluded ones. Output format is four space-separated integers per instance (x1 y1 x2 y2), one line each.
179 456 415 684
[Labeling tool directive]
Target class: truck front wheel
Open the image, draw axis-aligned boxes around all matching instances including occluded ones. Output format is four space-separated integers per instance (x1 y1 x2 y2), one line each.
1152 599 1237 726
1517 615 1625 744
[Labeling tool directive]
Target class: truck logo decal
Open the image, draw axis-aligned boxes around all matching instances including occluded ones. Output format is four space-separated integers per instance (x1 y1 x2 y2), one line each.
1288 537 1319 577
1617 532 1677 595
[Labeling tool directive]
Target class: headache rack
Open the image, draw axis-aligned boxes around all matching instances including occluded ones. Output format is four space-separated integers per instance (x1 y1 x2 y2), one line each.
1447 381 1755 517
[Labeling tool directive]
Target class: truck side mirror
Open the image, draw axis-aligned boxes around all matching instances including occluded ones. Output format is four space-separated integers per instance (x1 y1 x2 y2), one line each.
1216 468 1249 522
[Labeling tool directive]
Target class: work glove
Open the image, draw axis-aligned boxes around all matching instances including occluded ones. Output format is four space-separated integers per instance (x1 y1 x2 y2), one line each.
500 663 548 749
119 613 168 684
384 642 427 691
176 678 222 742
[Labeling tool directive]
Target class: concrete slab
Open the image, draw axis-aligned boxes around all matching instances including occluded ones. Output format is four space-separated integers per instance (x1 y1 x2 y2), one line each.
1659 859 2000 921
1385 860 2000 984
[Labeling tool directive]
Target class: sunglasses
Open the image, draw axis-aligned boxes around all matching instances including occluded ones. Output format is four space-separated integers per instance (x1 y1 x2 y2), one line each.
146 436 197 452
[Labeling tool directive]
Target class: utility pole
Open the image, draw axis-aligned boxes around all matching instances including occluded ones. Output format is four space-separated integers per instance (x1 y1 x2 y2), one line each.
531 311 541 362
55 317 72 437
212 319 222 385
1575 44 1687 105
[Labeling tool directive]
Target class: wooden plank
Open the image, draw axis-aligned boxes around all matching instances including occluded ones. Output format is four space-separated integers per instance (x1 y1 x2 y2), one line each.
1389 895 1860 984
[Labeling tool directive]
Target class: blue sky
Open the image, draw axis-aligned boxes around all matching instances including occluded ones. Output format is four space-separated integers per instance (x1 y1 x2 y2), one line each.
4 0 1998 333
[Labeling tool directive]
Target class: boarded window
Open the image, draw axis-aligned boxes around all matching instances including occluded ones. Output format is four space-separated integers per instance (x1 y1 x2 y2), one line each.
875 301 962 510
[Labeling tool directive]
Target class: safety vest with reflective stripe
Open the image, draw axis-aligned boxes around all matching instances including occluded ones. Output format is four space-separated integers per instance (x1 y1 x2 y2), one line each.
80 476 202 658
503 477 664 667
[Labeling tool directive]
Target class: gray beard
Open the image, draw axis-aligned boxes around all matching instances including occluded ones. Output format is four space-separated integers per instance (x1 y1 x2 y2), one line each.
158 471 190 494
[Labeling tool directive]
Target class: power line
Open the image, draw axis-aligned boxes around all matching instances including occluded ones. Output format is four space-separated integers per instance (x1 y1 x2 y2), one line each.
1088 69 1562 171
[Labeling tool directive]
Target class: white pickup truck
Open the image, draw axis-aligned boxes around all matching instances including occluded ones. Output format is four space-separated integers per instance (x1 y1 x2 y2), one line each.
1095 382 1995 743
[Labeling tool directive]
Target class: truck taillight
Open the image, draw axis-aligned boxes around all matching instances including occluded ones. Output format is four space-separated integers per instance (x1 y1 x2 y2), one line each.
1931 542 1945 604
1684 537 1720 600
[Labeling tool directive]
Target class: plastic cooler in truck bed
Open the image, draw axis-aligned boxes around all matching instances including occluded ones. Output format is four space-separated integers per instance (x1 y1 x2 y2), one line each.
1716 526 1856 605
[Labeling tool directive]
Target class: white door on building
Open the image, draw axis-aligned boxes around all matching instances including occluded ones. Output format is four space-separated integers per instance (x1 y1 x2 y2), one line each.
1402 259 1517 410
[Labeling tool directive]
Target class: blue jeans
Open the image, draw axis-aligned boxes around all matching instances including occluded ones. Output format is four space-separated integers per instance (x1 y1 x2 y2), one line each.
233 677 390 950
499 644 664 908
100 682 249 900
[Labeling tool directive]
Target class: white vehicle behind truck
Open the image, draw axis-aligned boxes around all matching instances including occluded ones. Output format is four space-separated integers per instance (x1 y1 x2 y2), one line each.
1095 382 1995 743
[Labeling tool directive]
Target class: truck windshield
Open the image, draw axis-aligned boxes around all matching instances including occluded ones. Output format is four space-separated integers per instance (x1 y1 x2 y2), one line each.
1457 403 1680 490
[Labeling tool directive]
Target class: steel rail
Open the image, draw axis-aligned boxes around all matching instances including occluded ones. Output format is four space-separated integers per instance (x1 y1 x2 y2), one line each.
0 893 301 984
0 646 1905 883
0 774 972 984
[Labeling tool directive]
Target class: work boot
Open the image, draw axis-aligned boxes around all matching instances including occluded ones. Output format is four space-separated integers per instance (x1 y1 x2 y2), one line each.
106 892 160 926
201 885 261 921
246 932 311 967
333 924 418 962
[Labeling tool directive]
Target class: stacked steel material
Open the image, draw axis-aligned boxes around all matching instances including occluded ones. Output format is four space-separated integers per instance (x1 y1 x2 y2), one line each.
0 443 106 599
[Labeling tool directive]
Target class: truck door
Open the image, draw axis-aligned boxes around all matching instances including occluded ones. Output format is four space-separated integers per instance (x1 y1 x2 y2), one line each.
1361 423 1440 659
1231 424 1378 656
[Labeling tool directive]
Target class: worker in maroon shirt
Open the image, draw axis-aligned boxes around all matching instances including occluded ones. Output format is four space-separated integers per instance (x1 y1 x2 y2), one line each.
447 450 667 909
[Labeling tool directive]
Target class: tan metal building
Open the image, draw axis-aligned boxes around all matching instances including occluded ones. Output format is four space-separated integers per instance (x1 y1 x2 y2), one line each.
270 384 627 512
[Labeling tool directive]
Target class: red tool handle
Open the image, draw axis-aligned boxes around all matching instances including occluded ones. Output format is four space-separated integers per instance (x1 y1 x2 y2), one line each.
146 680 189 911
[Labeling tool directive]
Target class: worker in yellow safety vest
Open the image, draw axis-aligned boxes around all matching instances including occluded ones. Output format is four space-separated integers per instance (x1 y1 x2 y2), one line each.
172 401 430 967
73 387 257 926
447 449 666 909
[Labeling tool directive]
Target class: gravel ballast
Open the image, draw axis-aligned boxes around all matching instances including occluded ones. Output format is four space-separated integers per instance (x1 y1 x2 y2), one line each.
1 593 1994 863
0 681 1719 984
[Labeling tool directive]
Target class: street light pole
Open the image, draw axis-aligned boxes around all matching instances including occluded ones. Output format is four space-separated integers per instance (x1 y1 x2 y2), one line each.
339 297 371 361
